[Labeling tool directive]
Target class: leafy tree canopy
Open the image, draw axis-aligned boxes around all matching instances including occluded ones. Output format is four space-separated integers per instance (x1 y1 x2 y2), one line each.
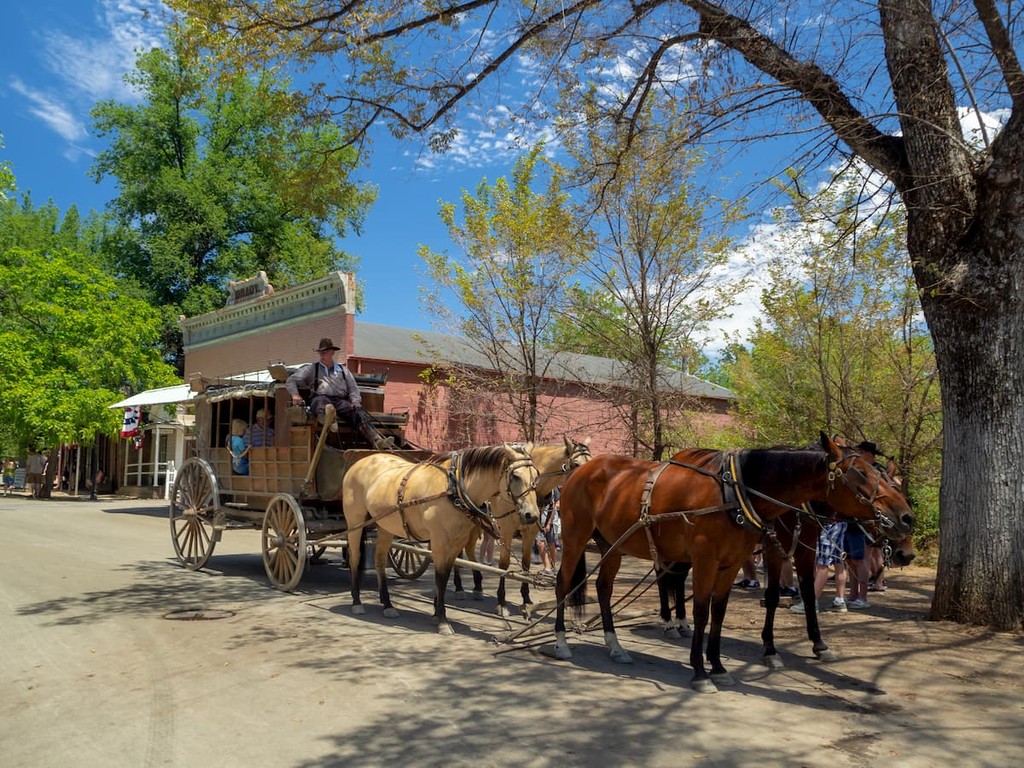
0 196 178 454
91 45 376 370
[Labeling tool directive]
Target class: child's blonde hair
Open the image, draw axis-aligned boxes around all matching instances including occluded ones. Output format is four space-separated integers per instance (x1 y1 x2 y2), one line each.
231 418 247 437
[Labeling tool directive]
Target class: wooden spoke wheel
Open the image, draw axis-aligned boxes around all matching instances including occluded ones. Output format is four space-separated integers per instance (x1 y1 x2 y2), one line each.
388 538 431 580
169 458 221 570
262 494 307 591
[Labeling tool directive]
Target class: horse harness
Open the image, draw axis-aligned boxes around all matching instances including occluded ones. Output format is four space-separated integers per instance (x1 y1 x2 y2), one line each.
629 448 885 571
386 450 536 541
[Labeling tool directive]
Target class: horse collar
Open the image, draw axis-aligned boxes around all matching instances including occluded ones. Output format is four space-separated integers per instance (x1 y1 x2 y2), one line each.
724 451 765 533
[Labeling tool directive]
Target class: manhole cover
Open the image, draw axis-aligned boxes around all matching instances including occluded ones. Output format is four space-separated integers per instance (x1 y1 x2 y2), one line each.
163 608 235 621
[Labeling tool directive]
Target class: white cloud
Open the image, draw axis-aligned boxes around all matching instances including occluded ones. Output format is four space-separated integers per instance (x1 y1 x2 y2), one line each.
8 77 88 142
41 0 166 102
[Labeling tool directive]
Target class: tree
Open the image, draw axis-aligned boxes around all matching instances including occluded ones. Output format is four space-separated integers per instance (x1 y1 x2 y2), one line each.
168 1 1024 628
0 132 15 201
419 147 582 443
727 168 942 509
91 45 375 371
559 104 744 459
0 196 178 466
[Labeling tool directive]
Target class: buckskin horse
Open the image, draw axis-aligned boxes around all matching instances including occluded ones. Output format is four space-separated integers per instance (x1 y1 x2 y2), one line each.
552 433 915 692
453 437 592 615
342 443 540 635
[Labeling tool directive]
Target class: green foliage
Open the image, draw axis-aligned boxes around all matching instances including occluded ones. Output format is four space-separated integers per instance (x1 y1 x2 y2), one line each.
0 196 178 453
0 132 15 201
90 45 375 370
419 147 583 441
722 168 942 498
556 100 747 458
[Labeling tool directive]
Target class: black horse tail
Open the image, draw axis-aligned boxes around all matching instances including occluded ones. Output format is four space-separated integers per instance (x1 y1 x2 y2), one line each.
567 552 588 619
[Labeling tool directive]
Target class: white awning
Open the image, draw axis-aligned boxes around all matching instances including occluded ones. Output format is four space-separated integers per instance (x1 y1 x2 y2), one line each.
108 384 195 409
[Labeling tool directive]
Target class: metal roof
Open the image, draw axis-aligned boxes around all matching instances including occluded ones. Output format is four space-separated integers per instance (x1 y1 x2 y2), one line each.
108 385 195 409
353 321 735 401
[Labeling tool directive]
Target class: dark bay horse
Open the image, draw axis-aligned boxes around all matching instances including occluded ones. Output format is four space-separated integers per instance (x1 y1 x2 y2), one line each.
552 433 915 692
656 506 917 666
342 443 540 635
454 437 592 615
656 452 916 665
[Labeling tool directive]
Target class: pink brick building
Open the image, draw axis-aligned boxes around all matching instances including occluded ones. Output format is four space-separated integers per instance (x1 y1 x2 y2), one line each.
111 272 734 495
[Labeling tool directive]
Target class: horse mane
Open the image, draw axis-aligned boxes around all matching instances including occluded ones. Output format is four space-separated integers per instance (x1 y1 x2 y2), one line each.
422 444 520 476
739 446 828 486
671 448 726 473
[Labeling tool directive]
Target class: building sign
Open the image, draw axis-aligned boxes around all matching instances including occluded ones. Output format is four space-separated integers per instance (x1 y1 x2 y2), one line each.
226 271 275 305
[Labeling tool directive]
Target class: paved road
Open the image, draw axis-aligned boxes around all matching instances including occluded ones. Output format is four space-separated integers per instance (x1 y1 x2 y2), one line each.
1 493 1020 767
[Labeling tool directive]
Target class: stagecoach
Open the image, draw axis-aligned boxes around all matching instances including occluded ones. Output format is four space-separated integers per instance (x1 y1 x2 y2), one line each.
169 365 432 590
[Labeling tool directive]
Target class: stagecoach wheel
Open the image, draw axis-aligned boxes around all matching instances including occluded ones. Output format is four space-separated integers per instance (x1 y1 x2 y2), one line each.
169 458 221 570
262 494 307 591
388 538 431 580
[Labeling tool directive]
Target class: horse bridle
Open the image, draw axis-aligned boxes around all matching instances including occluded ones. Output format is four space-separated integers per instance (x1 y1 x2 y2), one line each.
825 450 896 529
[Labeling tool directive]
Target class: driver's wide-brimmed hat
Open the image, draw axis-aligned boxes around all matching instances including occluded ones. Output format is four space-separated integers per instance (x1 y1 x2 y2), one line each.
855 440 883 455
315 338 341 352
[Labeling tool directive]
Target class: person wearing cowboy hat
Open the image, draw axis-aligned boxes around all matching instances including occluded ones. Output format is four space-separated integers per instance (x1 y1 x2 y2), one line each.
285 337 395 450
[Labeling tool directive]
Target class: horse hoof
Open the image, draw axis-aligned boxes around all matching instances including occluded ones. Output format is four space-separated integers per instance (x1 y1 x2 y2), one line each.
711 672 736 686
383 607 399 618
437 622 455 636
454 591 467 602
473 590 485 602
678 623 693 638
496 605 512 618
816 648 839 662
663 627 682 640
764 655 785 670
553 642 573 661
352 604 365 615
610 649 633 664
691 678 718 694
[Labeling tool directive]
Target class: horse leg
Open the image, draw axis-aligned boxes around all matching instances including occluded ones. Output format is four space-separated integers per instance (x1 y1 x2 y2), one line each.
761 547 785 669
347 526 366 615
374 530 399 618
596 550 631 663
495 544 513 617
553 543 588 661
794 540 835 661
688 562 717 693
705 569 738 687
674 563 693 637
432 555 456 636
519 523 539 610
658 562 692 639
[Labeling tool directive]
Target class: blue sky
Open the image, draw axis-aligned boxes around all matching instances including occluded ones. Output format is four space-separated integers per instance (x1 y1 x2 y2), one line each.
1 0 784 349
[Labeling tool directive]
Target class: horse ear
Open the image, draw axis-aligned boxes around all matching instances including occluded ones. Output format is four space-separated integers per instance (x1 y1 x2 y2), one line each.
820 431 840 458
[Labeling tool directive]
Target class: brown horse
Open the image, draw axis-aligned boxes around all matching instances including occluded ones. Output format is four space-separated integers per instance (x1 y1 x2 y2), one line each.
454 437 592 615
342 443 540 635
552 433 915 692
656 507 917 666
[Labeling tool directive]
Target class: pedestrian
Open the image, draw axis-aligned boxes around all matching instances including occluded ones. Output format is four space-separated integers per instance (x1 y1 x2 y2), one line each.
536 489 560 575
791 520 848 613
2 457 16 496
25 448 46 498
477 532 495 567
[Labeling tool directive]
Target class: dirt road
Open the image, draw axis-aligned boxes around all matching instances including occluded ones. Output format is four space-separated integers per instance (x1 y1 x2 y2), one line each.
1 494 1021 767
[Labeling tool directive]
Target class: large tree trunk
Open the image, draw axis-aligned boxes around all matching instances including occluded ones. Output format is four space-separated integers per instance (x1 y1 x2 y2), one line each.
917 218 1024 631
